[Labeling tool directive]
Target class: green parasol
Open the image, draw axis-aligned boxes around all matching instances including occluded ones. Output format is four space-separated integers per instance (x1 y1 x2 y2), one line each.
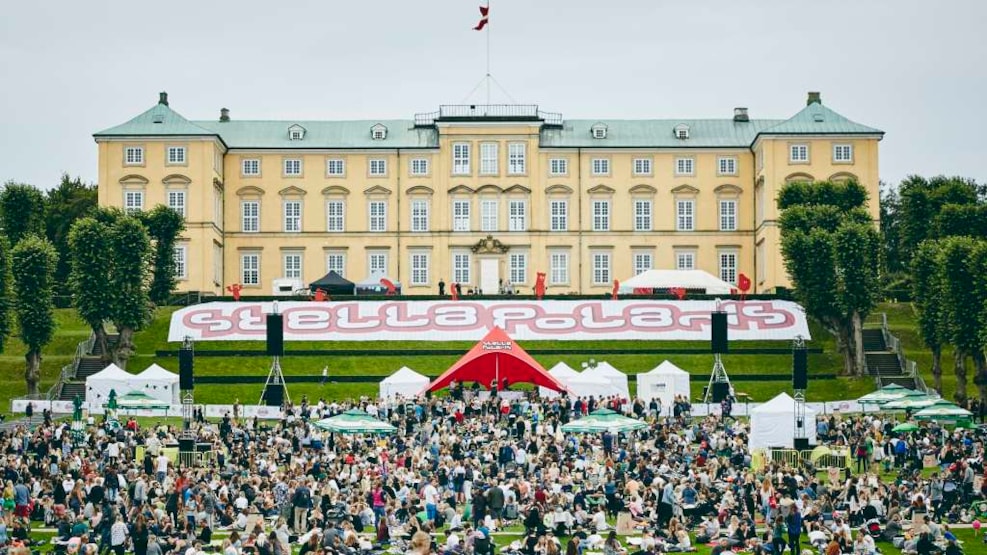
892 422 920 432
953 420 978 430
560 409 648 434
882 395 940 411
913 401 973 421
314 409 396 434
112 390 171 410
857 385 924 405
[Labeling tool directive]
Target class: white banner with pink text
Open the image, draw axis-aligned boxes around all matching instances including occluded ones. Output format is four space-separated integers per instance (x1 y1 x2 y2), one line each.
168 300 811 342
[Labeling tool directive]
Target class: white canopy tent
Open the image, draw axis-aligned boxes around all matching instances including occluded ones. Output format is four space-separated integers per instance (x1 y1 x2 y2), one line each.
565 372 622 399
355 273 402 295
636 360 691 416
132 364 180 404
379 366 429 400
618 269 735 294
749 393 818 449
539 362 580 398
585 362 631 400
86 363 135 404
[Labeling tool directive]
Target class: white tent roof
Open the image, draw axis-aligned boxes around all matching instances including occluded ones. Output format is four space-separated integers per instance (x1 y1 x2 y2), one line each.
88 363 133 381
137 364 178 380
751 392 817 415
645 360 690 376
381 366 428 384
356 272 401 286
619 269 735 294
548 362 579 379
589 361 624 377
566 372 620 397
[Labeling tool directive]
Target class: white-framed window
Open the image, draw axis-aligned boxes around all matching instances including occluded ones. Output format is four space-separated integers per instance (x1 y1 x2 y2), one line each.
718 156 737 175
676 199 695 231
167 146 186 165
241 253 260 285
633 252 652 276
369 159 387 176
242 158 260 175
453 200 471 232
290 129 304 141
368 252 388 275
790 144 809 162
591 124 608 139
410 199 429 232
241 201 259 232
549 158 568 176
453 252 471 284
453 143 471 175
368 200 387 232
719 251 738 285
509 253 527 284
124 146 144 165
633 158 652 176
326 158 345 176
550 200 568 232
167 190 186 218
591 158 610 176
550 251 569 285
326 252 345 275
675 251 695 270
326 200 345 232
833 144 853 162
284 158 302 176
634 200 652 231
213 243 222 284
410 158 429 176
371 126 386 140
508 143 526 175
508 200 527 231
174 245 187 279
410 252 429 285
213 187 222 226
675 157 694 176
481 200 498 232
592 252 611 285
592 200 610 231
124 191 144 214
283 200 302 232
480 142 498 175
283 253 303 280
719 200 737 231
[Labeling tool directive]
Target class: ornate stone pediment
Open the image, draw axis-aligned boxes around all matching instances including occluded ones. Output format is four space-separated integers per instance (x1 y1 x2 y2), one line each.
471 235 510 255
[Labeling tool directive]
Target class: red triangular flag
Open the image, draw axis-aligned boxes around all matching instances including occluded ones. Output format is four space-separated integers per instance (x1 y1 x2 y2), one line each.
473 5 489 30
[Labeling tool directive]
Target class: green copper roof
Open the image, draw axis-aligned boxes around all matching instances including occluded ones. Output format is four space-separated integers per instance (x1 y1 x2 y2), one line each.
192 120 436 149
757 101 883 136
540 119 783 148
94 100 218 138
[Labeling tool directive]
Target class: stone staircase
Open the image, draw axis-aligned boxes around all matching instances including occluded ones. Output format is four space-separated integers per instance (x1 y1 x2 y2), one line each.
56 334 119 400
863 326 920 390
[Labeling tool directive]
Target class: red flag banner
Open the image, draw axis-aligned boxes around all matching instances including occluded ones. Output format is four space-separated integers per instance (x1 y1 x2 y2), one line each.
473 5 489 30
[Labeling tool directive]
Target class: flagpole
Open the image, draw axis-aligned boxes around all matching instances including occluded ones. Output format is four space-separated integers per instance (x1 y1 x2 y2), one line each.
485 0 491 105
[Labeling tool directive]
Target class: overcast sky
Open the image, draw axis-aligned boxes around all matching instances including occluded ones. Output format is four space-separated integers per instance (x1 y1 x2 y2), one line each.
2 0 985 190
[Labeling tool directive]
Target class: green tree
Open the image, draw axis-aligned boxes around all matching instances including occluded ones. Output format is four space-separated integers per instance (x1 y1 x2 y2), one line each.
10 235 58 395
880 183 904 275
937 237 984 404
68 217 114 360
0 182 46 245
898 175 978 264
0 237 11 353
778 180 882 376
141 205 186 306
911 241 948 393
45 174 97 292
933 204 987 239
107 216 153 369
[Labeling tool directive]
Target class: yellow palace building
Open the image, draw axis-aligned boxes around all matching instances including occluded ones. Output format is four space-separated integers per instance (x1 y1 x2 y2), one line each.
94 91 882 296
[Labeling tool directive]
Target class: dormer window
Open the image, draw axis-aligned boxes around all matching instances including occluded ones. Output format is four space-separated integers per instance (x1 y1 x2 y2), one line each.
371 123 388 140
674 124 690 140
591 123 608 139
288 124 306 141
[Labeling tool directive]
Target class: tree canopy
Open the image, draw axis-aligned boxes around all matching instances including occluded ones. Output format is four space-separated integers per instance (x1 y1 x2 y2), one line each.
0 182 46 246
10 235 58 395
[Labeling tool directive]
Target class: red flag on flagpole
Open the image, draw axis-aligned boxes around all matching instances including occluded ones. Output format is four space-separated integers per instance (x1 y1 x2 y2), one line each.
473 5 489 30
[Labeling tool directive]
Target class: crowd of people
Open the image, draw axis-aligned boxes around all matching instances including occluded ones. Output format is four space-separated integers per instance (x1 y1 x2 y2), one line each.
0 390 983 555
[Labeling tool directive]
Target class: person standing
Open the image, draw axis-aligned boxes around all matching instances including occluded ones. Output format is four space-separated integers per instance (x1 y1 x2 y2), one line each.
24 403 33 425
438 279 446 296
320 366 328 385
110 516 129 555
659 479 675 528
292 480 313 533
787 506 803 554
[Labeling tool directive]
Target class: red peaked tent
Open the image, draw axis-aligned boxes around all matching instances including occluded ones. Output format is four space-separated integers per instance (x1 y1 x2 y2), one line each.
425 327 568 393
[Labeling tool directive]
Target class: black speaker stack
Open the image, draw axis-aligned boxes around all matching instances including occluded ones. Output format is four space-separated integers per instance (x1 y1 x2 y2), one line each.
711 312 729 354
711 382 730 403
264 383 284 407
793 344 809 390
267 314 284 356
179 341 194 390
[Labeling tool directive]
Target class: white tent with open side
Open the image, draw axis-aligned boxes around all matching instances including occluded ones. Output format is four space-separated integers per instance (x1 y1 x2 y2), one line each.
379 366 429 400
636 360 691 416
539 362 580 398
565 372 622 399
618 269 735 294
585 362 631 400
132 363 180 404
749 392 818 449
86 363 135 404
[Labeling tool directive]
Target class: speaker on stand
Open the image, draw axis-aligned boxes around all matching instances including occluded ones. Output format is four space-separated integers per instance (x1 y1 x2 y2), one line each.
703 310 733 406
266 314 284 357
792 336 809 451
260 308 290 409
178 336 196 466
